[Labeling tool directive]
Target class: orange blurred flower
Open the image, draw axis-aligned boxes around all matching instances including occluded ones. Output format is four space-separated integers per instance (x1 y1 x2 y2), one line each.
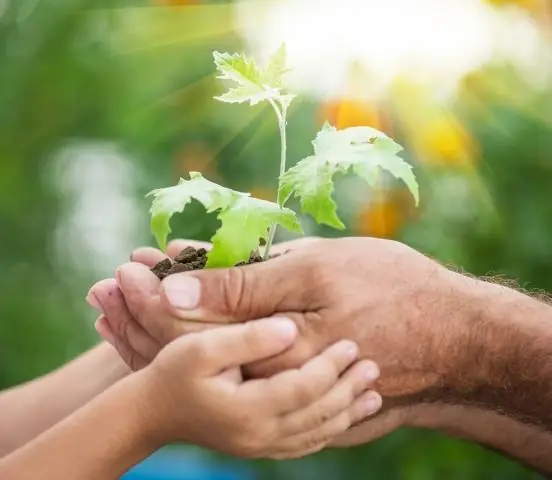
354 195 404 238
249 187 275 201
173 141 216 180
320 98 387 131
485 0 552 27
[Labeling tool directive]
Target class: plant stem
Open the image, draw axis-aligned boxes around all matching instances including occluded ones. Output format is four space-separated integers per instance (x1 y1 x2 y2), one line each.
263 98 287 260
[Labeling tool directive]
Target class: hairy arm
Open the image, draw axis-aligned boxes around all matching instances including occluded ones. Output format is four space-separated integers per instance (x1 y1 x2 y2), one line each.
0 372 156 480
340 274 552 474
0 342 129 456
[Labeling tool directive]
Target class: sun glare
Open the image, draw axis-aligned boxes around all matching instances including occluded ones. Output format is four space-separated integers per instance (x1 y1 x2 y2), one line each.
236 0 547 101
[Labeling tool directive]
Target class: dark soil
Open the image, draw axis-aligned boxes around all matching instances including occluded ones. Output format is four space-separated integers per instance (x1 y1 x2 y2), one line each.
151 246 266 280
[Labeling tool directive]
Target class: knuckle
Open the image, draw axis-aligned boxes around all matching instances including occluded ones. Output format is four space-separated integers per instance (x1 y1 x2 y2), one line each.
304 433 330 451
292 376 317 406
219 267 252 318
232 424 270 459
309 407 333 429
182 336 211 364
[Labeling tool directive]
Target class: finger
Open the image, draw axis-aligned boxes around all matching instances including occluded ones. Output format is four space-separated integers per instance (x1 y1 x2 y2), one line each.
116 262 217 344
270 390 382 458
280 360 379 435
130 239 211 268
347 389 383 426
240 340 359 415
95 316 149 371
87 278 115 312
130 247 167 268
115 262 163 332
270 444 327 460
94 279 161 362
94 315 116 346
268 405 359 458
167 239 211 258
159 247 320 323
173 318 298 377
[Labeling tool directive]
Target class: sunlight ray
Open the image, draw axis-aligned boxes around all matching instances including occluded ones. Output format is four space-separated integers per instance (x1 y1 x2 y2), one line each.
235 97 305 162
104 4 238 54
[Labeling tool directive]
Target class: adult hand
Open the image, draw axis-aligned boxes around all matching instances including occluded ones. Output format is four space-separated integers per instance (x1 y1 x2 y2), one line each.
87 237 321 370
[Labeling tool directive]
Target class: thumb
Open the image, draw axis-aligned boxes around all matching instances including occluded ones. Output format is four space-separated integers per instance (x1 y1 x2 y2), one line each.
159 252 314 323
177 317 298 376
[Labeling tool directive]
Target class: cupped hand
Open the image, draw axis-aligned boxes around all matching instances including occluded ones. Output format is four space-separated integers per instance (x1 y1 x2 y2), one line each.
90 236 469 446
87 237 321 370
137 317 381 459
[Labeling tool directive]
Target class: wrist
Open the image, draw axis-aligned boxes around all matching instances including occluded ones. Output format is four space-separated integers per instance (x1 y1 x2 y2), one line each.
126 369 170 451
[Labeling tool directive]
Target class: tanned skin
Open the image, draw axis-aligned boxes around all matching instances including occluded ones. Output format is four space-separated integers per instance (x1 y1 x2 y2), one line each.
89 236 552 475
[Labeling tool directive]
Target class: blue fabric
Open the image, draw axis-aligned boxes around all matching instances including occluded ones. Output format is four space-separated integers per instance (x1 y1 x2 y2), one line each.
122 448 255 480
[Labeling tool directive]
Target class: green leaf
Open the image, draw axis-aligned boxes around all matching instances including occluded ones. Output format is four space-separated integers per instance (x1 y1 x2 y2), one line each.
280 124 419 228
279 157 344 229
207 196 302 268
147 172 302 267
262 43 289 88
147 172 241 251
213 44 292 107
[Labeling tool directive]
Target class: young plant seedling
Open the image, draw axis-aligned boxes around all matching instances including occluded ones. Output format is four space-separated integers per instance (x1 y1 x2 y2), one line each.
148 44 419 278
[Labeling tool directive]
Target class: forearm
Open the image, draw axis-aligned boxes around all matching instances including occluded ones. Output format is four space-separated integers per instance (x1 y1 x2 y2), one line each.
0 372 158 480
338 273 552 473
405 274 552 472
408 402 552 475
0 342 129 455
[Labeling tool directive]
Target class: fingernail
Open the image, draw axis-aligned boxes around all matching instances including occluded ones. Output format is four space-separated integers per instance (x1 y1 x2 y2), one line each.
363 392 382 415
342 341 358 361
267 317 297 341
115 267 123 286
163 274 201 310
95 316 116 346
364 361 380 383
86 291 103 312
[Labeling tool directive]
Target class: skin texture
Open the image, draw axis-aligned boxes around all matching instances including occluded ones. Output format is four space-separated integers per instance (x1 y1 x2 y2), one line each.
89 236 552 475
0 343 129 456
0 319 381 479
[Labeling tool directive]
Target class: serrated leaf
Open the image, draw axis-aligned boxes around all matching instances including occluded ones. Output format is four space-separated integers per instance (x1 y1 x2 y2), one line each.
279 157 344 229
147 172 302 267
207 196 302 268
262 43 289 88
213 44 292 107
280 124 419 228
147 172 242 251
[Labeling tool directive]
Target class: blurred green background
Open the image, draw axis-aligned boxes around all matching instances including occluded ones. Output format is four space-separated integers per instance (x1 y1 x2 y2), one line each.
1 0 551 478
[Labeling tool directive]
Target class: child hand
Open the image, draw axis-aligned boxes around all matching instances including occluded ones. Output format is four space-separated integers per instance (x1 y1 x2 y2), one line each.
137 317 381 459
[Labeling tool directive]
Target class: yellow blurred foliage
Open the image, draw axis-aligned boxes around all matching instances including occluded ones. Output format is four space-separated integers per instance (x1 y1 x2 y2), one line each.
485 0 539 10
154 0 200 6
485 0 552 28
414 115 477 167
389 76 478 167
